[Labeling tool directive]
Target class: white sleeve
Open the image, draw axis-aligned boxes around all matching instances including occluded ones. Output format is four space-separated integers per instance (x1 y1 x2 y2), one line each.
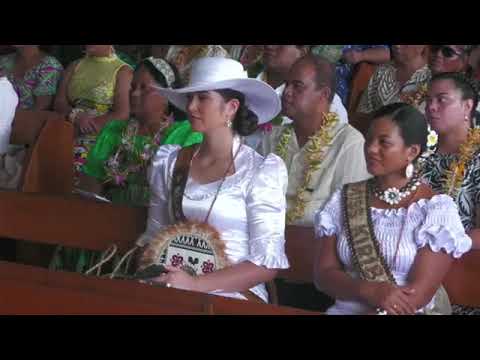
415 195 472 258
314 189 343 239
244 153 289 269
0 77 18 154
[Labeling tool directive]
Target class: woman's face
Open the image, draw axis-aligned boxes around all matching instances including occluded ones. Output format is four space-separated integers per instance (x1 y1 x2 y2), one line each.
391 45 425 65
425 79 473 135
84 45 113 57
364 116 418 177
429 45 469 75
130 65 168 120
186 90 239 133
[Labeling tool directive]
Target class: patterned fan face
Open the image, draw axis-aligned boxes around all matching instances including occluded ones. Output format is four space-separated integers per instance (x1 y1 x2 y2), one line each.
139 221 229 276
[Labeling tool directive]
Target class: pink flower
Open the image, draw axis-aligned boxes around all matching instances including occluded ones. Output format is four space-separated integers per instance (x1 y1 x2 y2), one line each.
258 122 273 133
114 175 126 185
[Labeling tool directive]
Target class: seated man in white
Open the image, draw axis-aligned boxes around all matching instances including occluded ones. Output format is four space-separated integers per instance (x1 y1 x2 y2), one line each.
260 54 371 227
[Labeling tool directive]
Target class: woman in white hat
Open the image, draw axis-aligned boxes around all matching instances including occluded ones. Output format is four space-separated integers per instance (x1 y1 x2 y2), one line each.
135 57 289 303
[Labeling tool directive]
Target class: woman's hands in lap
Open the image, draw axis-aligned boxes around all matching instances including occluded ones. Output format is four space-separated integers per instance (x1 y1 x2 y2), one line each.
364 282 417 315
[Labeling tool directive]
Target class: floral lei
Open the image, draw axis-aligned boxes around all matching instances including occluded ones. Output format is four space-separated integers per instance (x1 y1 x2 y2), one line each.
400 82 428 108
275 112 339 224
442 127 480 198
104 120 167 188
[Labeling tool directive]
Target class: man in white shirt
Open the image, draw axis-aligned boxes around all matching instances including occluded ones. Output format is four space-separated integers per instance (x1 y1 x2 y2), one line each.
261 54 370 227
260 54 371 311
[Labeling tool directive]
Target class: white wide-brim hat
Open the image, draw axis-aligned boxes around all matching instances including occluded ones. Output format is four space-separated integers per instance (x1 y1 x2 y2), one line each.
154 57 281 125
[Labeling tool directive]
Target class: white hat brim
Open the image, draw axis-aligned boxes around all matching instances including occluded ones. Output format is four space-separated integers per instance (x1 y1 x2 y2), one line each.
155 78 281 125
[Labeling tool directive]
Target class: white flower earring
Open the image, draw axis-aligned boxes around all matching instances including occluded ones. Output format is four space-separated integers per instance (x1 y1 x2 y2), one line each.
226 119 233 128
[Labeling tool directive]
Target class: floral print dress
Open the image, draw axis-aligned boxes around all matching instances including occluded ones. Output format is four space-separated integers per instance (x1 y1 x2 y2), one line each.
0 53 63 109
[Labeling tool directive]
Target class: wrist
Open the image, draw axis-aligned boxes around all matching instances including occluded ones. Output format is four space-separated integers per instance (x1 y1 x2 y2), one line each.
357 281 375 305
356 51 365 63
192 275 206 293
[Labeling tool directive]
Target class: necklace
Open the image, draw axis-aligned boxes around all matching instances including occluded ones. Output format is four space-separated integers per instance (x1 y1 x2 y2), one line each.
442 127 480 198
275 112 339 224
372 175 421 206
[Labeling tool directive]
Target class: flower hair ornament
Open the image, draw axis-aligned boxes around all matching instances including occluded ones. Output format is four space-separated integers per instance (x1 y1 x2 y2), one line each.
145 57 176 88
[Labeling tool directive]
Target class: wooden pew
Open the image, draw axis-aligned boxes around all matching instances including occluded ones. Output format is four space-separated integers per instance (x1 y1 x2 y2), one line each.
0 260 319 315
10 110 73 195
0 191 321 314
0 278 195 315
443 250 480 308
278 225 315 283
0 191 316 282
0 191 146 253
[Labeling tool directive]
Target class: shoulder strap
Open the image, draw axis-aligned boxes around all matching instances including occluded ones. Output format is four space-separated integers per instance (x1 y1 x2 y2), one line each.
342 180 396 284
170 146 196 222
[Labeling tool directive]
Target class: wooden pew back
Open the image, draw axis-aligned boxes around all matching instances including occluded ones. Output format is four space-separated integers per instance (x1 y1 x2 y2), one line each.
10 110 73 194
0 191 146 253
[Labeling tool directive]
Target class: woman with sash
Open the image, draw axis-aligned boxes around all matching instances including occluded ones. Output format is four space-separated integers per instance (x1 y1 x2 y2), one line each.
421 72 480 315
135 57 289 303
314 103 472 315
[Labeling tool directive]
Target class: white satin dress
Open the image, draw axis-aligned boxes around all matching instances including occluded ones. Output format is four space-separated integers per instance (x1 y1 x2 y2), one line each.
137 136 290 302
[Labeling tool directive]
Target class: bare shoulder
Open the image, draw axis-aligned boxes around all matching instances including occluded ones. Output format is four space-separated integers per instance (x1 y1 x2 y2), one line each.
117 64 134 78
417 183 436 201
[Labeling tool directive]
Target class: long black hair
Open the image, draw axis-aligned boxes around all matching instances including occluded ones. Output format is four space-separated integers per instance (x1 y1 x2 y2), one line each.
215 89 259 137
371 103 429 161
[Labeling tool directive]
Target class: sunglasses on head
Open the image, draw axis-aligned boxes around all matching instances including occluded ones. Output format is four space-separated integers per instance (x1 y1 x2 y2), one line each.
431 45 463 59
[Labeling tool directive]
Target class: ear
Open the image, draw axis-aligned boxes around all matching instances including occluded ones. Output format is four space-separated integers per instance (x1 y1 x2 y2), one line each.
319 86 331 103
225 98 240 118
407 144 421 162
463 98 474 120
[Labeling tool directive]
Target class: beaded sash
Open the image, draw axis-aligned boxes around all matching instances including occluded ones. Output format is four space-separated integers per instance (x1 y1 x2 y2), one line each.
342 180 396 283
342 180 451 314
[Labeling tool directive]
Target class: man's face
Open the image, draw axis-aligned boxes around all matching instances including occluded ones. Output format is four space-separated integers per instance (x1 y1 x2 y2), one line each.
282 59 330 122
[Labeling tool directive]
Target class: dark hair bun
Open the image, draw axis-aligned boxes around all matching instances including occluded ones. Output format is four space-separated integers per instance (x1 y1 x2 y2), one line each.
233 104 259 136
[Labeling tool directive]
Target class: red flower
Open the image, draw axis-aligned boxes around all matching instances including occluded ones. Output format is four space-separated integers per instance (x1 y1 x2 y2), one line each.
258 122 273 133
201 260 215 274
171 254 184 267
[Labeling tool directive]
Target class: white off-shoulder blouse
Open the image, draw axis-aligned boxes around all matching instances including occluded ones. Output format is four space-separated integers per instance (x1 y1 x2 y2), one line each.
137 136 290 302
315 189 472 315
